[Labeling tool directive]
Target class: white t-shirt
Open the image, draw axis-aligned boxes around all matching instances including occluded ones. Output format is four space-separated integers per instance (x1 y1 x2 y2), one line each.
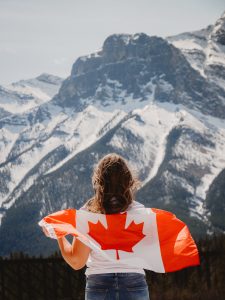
80 200 146 276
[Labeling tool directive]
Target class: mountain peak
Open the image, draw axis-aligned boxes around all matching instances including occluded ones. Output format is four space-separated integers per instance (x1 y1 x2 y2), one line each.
101 33 159 63
103 33 131 47
102 33 151 48
102 33 163 51
220 10 225 20
211 11 225 45
72 33 168 71
53 31 225 119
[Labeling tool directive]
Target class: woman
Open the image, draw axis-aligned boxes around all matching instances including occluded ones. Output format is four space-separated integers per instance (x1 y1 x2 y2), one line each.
57 153 150 300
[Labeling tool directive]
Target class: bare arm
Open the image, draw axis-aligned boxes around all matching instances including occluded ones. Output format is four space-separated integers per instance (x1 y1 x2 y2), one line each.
57 236 91 270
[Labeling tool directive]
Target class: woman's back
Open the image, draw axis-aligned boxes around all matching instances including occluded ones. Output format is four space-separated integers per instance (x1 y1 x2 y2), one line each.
80 200 146 277
81 191 150 300
80 154 149 299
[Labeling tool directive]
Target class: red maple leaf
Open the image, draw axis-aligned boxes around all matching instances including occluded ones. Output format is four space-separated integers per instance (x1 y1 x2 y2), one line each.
88 212 146 260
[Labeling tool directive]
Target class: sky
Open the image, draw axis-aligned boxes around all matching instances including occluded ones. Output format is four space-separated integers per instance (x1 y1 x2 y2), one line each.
0 0 225 85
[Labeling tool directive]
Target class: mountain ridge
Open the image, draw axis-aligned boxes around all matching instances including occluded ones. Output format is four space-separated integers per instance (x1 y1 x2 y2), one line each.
1 14 225 256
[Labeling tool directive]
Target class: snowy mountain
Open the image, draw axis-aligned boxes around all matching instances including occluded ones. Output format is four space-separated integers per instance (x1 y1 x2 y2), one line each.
1 13 225 257
167 11 225 93
0 102 125 222
0 73 63 114
53 33 225 118
1 101 225 256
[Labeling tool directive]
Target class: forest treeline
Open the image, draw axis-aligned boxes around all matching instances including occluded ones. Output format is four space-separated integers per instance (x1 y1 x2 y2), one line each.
0 234 224 300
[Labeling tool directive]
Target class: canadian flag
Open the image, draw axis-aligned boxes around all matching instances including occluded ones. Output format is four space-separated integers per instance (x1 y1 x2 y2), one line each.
38 207 200 273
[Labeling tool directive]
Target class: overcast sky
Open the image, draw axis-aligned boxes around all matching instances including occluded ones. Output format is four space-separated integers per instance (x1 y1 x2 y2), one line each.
0 0 225 84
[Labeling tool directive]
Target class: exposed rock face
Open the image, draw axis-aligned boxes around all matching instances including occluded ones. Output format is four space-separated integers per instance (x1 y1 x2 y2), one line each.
206 169 225 232
211 12 225 45
54 33 225 118
167 11 225 98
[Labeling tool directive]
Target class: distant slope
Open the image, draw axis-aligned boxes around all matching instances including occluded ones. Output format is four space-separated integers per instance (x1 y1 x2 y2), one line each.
167 11 225 93
0 73 64 113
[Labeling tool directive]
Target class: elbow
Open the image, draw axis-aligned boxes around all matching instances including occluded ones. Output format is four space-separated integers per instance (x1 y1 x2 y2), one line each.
72 261 86 270
62 255 85 270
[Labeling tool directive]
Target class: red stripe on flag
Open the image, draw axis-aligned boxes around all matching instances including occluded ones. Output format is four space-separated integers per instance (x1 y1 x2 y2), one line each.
44 209 77 238
152 208 200 272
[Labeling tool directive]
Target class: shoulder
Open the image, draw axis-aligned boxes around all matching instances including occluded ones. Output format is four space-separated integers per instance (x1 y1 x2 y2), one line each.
79 198 99 212
79 201 90 212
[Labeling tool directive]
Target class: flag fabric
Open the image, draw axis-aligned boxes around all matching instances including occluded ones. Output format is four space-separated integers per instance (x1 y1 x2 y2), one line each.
38 207 200 273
